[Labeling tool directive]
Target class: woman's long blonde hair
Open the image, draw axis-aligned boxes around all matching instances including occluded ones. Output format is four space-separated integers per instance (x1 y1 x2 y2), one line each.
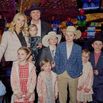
9 13 28 36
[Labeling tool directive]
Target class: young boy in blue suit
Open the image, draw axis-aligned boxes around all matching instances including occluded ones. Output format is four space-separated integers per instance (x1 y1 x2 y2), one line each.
54 26 83 103
90 37 103 103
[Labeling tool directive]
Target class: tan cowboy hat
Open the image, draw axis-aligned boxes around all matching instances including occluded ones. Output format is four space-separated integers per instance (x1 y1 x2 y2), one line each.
42 31 61 47
66 26 81 39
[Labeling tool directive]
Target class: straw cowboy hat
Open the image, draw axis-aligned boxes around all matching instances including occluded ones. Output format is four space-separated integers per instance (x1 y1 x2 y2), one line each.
42 31 61 47
66 26 81 39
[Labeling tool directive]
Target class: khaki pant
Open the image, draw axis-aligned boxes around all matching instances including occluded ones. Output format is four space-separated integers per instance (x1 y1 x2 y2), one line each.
58 71 78 103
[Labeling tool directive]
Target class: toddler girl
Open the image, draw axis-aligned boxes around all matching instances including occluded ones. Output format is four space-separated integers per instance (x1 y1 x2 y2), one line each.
37 58 58 103
77 49 93 103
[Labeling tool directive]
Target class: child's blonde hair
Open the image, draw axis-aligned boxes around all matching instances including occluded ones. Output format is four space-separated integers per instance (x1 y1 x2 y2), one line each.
40 58 52 70
29 24 38 30
29 24 38 36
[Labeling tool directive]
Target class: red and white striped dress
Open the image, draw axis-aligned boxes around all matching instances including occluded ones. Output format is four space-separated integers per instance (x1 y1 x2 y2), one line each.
11 61 36 103
19 63 29 98
15 63 33 103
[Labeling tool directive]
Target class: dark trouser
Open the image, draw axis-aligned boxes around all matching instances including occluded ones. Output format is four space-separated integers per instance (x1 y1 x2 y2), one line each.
92 87 103 103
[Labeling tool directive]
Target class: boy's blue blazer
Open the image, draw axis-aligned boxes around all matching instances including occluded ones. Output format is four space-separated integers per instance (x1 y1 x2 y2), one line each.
90 52 103 101
54 42 83 78
90 52 103 87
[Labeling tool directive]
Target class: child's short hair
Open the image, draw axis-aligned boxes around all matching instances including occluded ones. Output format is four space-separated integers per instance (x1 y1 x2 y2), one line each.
82 49 90 56
40 58 52 70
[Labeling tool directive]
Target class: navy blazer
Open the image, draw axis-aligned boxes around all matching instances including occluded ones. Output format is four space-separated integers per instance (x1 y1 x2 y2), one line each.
90 52 103 101
40 47 53 62
54 42 83 78
90 52 103 87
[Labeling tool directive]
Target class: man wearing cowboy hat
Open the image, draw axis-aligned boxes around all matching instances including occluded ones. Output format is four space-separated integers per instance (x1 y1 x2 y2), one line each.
54 26 83 103
25 4 51 75
25 4 50 38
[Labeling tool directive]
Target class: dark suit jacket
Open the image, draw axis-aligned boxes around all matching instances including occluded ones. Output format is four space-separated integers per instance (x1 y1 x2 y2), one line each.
90 52 103 101
90 52 103 86
28 20 50 38
40 47 53 62
54 42 83 78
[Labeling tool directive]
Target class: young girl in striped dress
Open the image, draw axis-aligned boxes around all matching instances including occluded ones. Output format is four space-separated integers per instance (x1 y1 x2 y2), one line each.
10 47 37 103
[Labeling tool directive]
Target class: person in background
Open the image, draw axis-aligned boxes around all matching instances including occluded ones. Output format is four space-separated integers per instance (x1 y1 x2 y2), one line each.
37 58 58 103
54 26 83 103
101 24 103 37
0 13 6 32
90 37 103 103
0 12 29 103
77 49 93 103
0 13 6 42
40 31 61 65
59 21 67 42
11 47 36 103
51 19 61 34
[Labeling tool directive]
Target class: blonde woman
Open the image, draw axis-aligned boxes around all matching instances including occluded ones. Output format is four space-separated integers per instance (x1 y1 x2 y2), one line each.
0 12 29 62
0 12 29 103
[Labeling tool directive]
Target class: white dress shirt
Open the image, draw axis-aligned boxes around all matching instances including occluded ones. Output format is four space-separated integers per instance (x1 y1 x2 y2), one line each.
50 46 56 59
66 42 73 59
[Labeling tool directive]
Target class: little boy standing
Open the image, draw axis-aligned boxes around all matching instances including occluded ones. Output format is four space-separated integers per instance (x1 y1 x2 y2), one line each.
90 37 103 103
54 26 83 103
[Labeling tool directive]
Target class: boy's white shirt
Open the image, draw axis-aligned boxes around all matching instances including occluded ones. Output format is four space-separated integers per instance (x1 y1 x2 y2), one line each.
66 42 73 59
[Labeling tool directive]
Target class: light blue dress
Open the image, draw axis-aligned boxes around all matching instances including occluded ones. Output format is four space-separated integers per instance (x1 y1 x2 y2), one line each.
45 74 55 103
0 81 6 103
